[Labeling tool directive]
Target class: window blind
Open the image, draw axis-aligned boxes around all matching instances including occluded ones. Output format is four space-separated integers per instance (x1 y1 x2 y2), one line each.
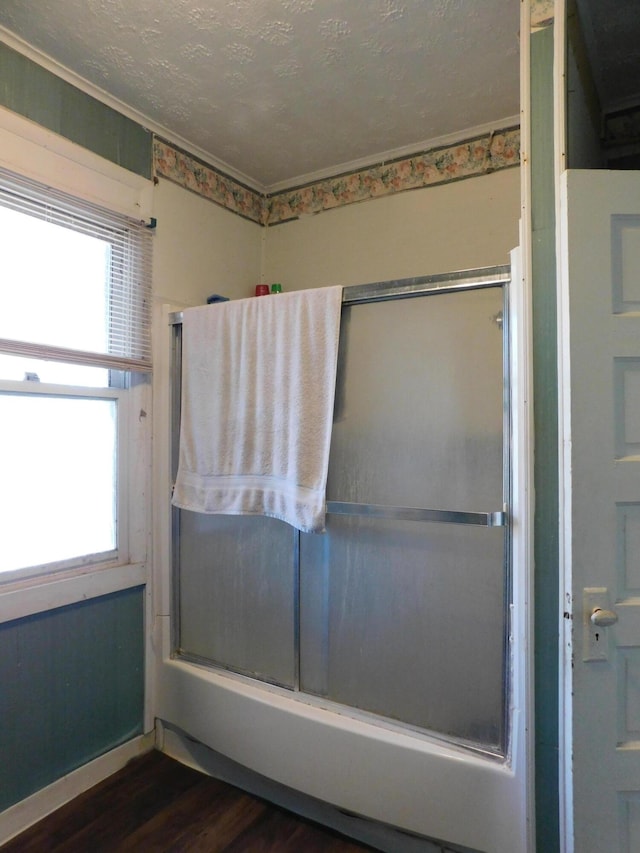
0 166 153 372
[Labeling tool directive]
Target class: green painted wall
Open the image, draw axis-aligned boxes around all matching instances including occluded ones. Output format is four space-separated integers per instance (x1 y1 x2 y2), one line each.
0 47 150 816
0 587 144 812
530 25 560 853
0 42 152 179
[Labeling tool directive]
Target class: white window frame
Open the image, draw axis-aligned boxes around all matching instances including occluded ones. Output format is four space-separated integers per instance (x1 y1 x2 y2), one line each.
0 105 153 221
0 108 153 639
0 378 147 582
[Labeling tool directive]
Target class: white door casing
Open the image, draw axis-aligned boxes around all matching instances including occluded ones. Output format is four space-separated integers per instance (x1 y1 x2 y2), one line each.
559 169 640 853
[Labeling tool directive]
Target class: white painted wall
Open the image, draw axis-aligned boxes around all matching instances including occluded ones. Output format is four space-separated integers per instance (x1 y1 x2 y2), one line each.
152 178 262 308
264 168 520 290
151 168 519 306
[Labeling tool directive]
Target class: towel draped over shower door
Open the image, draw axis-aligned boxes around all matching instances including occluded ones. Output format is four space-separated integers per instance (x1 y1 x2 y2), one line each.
172 285 343 534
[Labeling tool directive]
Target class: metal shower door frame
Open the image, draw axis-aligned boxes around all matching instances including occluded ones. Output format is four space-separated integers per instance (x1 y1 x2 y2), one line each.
169 265 512 756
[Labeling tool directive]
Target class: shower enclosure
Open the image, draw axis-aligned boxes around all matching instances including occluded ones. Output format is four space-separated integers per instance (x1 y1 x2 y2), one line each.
158 263 530 853
171 267 509 757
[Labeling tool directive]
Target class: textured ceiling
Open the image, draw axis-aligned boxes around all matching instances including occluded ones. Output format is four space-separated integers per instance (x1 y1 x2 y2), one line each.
0 0 520 190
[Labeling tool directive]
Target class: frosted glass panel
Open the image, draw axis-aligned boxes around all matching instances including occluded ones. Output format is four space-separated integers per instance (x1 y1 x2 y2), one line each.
300 517 506 749
178 512 296 687
328 287 504 509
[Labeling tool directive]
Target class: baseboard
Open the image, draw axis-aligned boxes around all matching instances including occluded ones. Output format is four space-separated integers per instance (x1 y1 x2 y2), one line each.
0 732 155 846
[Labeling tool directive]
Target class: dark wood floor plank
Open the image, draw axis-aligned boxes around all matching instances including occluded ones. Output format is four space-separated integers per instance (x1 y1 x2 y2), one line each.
1 752 169 852
1 753 182 852
1 750 378 853
170 793 270 853
220 806 375 853
52 755 205 853
116 779 267 852
2 753 202 853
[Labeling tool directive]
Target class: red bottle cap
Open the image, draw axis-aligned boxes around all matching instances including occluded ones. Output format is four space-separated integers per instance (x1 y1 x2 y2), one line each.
255 284 269 296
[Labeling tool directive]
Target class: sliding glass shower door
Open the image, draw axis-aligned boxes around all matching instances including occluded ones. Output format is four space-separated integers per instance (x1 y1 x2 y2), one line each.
300 287 506 752
173 272 509 756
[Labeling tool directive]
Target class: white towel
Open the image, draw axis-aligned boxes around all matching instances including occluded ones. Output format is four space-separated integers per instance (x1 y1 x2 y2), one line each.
172 285 343 533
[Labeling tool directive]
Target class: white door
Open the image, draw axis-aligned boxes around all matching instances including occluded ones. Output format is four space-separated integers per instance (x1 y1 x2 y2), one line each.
560 170 640 852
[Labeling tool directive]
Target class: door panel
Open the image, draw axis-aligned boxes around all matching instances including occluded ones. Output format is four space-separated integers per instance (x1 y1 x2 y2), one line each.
560 170 640 852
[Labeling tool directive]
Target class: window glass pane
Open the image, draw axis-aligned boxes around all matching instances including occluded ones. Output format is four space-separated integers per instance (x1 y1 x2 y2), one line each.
0 205 111 353
0 394 117 573
0 354 109 387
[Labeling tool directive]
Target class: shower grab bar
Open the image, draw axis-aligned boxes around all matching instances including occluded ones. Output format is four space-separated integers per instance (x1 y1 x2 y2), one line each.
326 501 506 527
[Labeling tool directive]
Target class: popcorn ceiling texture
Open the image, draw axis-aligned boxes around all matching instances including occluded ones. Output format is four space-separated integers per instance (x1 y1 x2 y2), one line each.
0 0 520 189
154 126 520 226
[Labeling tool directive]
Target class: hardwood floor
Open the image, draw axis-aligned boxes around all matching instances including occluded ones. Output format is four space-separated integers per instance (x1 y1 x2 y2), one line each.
2 750 378 852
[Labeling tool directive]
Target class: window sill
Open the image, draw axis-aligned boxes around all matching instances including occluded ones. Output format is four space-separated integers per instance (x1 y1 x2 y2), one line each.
0 560 147 624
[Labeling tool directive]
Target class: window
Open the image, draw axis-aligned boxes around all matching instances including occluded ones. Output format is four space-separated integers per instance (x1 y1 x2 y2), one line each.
0 167 152 579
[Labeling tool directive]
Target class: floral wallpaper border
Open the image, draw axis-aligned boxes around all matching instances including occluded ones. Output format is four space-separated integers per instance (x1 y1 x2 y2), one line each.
267 127 520 225
154 126 520 227
153 138 266 224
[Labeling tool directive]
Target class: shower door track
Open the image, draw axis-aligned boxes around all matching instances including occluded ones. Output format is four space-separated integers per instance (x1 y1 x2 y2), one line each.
168 265 509 326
